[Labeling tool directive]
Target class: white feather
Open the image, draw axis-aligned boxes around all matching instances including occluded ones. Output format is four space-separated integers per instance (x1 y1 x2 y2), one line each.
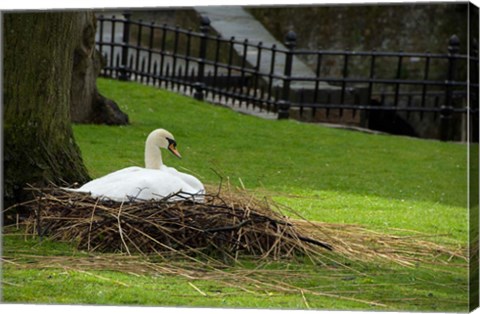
68 129 205 202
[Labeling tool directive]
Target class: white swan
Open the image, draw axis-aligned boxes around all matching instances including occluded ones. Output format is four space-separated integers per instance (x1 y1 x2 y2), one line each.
70 129 205 202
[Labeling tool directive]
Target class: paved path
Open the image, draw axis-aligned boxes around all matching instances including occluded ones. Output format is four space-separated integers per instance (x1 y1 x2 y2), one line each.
194 6 335 90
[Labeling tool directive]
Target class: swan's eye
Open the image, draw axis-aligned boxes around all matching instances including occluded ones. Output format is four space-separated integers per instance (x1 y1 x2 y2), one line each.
166 138 177 148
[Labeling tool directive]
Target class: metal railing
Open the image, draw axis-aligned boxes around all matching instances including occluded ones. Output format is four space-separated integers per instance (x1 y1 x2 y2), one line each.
95 13 479 141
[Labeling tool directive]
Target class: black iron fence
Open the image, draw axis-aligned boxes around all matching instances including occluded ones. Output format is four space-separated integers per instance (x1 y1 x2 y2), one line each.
95 13 479 141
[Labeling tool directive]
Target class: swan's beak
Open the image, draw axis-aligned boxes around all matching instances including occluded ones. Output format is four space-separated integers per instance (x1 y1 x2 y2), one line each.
168 144 182 159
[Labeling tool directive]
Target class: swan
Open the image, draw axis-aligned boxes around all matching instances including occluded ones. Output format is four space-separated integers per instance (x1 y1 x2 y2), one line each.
69 129 205 202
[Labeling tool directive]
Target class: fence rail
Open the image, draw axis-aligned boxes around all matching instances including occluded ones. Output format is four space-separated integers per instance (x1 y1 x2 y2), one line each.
95 13 479 141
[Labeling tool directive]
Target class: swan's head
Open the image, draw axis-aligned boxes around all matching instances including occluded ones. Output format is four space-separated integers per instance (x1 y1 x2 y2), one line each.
147 129 182 159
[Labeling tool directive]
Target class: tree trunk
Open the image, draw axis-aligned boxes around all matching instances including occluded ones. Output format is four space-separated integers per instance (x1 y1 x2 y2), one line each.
4 12 91 208
70 12 129 125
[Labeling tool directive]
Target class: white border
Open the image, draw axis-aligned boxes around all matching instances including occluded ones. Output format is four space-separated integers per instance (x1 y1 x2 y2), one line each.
0 0 479 11
1 0 479 314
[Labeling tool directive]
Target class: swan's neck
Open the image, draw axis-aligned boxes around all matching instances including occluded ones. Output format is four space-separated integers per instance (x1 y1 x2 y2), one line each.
145 141 163 169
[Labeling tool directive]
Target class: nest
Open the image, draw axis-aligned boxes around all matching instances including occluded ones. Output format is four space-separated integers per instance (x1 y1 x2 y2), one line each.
20 185 333 262
7 184 466 268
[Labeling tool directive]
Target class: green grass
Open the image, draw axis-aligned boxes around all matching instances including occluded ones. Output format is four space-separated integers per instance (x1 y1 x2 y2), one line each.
2 234 468 311
2 78 471 311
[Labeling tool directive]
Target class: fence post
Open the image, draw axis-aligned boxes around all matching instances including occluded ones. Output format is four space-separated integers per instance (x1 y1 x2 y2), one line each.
441 34 460 141
277 30 296 119
194 15 210 101
119 12 132 81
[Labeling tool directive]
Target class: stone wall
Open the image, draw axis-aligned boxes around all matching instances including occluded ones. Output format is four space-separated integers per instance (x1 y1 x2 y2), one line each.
247 3 468 53
247 3 469 80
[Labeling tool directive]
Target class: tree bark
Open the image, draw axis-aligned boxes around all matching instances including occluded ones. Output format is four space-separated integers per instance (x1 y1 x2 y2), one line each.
70 12 129 125
4 12 91 207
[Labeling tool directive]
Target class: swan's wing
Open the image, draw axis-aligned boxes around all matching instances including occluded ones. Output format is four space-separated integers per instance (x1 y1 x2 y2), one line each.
73 167 152 200
72 167 202 202
69 166 204 202
75 167 142 191
129 169 205 201
161 166 205 194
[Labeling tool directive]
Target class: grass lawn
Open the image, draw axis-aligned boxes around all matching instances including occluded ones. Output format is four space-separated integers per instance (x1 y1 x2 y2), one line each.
2 78 471 311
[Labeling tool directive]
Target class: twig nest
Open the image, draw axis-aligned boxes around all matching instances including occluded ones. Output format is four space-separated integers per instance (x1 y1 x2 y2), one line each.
23 185 332 262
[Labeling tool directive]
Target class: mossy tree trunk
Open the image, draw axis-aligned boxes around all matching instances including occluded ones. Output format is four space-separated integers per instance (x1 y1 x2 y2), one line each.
4 12 91 208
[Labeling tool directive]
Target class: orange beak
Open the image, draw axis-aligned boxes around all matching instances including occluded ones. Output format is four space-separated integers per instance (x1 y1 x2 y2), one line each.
168 143 182 159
